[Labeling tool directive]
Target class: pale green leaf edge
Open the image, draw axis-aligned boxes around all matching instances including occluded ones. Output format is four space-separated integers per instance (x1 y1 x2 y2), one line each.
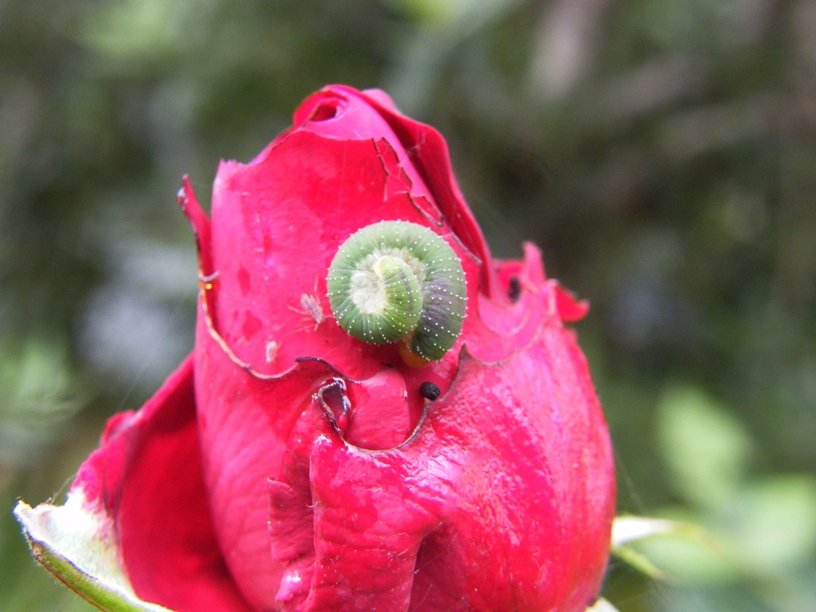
587 597 620 611
611 515 710 580
612 515 698 547
14 494 172 612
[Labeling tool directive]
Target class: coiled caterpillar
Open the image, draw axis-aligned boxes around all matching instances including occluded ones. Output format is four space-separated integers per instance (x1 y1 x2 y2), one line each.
327 221 467 361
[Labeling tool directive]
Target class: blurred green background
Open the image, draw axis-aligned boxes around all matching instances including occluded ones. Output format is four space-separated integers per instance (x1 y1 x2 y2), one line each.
1 1 815 610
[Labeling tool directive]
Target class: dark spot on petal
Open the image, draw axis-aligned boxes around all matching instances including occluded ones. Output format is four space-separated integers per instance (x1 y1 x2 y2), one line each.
508 275 521 302
419 381 441 401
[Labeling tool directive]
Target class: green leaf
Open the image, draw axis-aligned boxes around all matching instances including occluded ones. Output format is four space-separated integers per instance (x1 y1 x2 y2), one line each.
611 545 666 580
612 515 724 582
732 475 816 574
14 495 173 612
630 525 738 585
656 386 753 510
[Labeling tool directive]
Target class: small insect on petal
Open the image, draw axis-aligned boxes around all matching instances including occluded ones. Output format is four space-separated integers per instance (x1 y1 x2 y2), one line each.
265 340 280 364
419 381 441 401
299 293 325 328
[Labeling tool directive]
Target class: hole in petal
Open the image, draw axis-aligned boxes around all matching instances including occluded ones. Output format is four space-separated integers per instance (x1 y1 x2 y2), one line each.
315 377 349 432
508 275 521 303
310 100 341 122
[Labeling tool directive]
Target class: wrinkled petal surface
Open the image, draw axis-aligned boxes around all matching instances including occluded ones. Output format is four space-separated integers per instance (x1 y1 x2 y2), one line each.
193 236 614 611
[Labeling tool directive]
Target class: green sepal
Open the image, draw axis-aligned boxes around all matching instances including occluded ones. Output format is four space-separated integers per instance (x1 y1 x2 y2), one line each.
586 598 620 612
14 495 174 612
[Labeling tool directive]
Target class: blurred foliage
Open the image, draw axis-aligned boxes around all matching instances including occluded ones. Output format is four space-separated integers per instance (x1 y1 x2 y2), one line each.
1 0 814 610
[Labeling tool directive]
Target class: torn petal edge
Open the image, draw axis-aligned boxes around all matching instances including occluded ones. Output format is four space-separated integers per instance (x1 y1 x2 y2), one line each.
555 284 590 323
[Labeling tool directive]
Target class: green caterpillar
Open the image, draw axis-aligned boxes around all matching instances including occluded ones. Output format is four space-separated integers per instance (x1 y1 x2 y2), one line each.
327 221 467 361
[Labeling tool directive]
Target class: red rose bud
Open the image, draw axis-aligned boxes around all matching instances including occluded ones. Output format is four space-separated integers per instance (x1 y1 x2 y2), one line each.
23 85 615 611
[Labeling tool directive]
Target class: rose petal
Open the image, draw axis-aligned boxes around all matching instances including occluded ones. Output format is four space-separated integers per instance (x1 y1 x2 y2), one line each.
341 367 413 450
402 342 614 611
555 285 591 322
274 333 615 611
208 129 477 378
303 433 441 610
194 308 344 608
74 356 250 612
353 86 498 298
